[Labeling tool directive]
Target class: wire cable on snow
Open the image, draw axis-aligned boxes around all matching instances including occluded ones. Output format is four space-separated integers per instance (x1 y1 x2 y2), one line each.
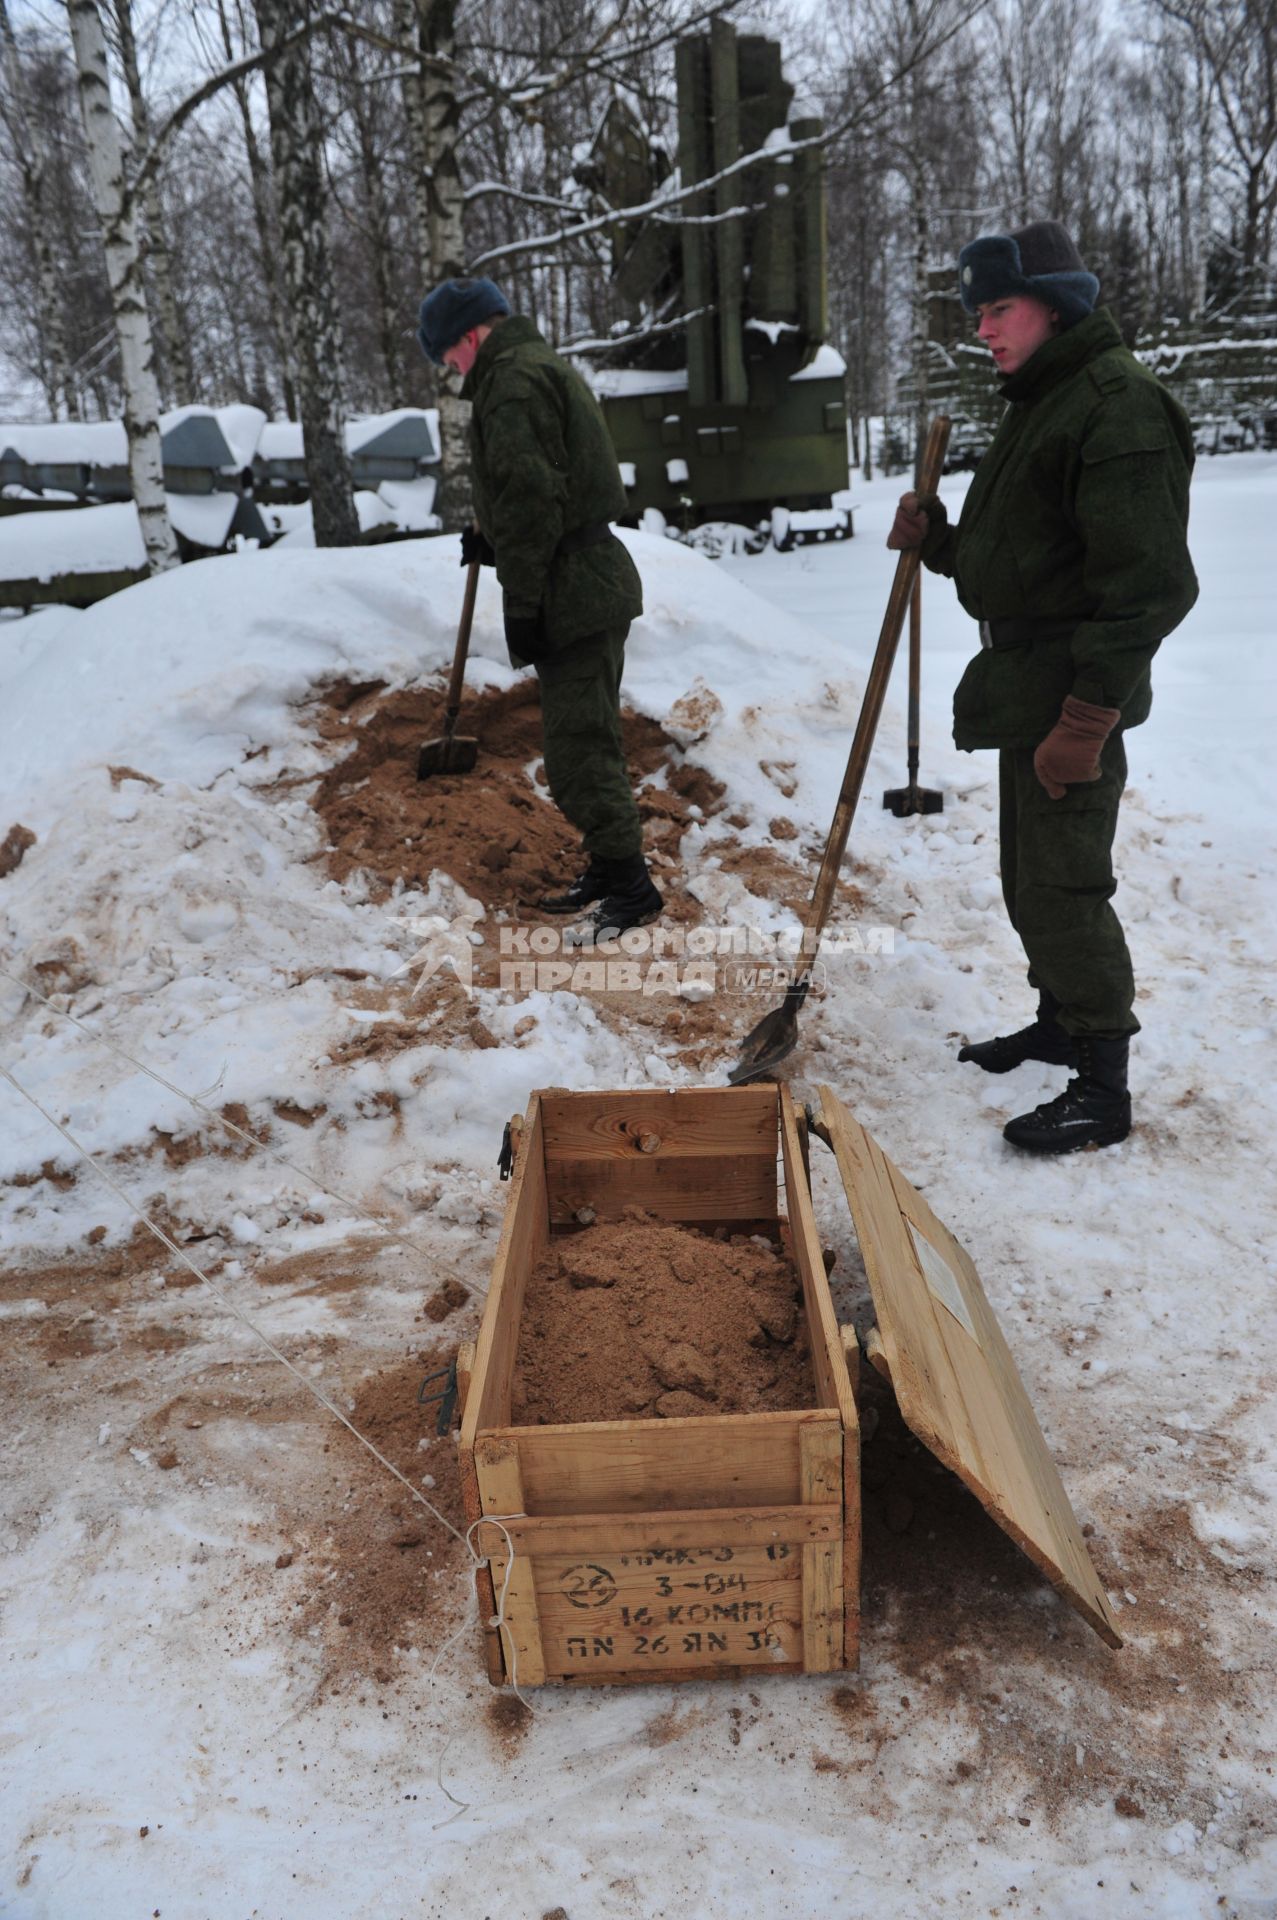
1 1061 534 1765
0 964 479 1281
2 1055 469 1542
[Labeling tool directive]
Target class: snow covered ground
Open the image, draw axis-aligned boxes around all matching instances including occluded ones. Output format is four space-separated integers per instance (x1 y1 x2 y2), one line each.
1 458 1275 1919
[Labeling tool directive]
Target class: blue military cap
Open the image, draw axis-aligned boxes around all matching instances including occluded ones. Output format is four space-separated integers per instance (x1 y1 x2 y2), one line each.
416 277 511 364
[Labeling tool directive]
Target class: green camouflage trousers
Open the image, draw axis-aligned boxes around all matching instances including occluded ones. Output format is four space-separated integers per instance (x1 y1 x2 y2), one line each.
535 626 642 862
998 730 1139 1036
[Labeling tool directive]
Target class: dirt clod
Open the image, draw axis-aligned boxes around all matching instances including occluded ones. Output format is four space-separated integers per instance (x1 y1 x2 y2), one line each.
423 1278 468 1322
0 823 36 878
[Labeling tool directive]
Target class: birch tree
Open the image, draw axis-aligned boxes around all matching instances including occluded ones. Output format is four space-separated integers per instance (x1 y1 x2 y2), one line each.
252 0 359 545
66 0 177 571
110 0 194 404
410 0 469 529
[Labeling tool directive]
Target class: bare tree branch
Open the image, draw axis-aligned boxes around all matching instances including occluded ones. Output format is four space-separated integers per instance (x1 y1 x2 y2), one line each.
468 2 990 273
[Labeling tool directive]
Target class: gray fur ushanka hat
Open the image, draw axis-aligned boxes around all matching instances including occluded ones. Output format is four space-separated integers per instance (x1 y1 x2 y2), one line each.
958 220 1099 328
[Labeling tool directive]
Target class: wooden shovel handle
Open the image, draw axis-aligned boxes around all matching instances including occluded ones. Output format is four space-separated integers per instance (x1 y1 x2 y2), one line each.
801 415 951 949
443 556 482 717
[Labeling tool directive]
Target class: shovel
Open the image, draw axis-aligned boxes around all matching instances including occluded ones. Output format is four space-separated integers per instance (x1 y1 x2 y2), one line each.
417 555 481 779
728 415 951 1087
882 572 944 817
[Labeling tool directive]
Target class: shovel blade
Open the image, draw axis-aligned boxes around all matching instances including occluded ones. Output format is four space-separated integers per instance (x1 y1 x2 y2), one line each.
882 783 944 817
726 988 805 1086
417 734 479 780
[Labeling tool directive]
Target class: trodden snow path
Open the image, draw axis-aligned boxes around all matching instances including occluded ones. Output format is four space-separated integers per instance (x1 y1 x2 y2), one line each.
0 467 1275 1919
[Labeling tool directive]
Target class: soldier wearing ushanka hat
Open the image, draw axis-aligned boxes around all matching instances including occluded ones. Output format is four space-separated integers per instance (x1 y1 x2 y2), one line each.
887 221 1199 1154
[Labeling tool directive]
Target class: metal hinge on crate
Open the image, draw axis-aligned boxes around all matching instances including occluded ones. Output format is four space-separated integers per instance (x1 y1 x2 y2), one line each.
418 1358 459 1436
497 1112 524 1181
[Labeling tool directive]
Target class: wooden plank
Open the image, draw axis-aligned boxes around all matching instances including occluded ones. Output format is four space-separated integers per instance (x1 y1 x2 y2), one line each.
800 1422 843 1672
485 1409 825 1516
559 1214 782 1242
462 1095 548 1442
829 1350 863 1670
888 1159 1122 1645
840 1325 861 1400
782 1089 858 1670
457 1436 503 1685
539 1085 779 1158
502 1503 840 1558
795 1104 811 1191
546 1150 776 1223
473 1440 547 1688
865 1324 891 1382
779 1086 857 1426
818 1088 1122 1648
557 1660 802 1688
841 1419 861 1671
533 1537 804 1679
455 1341 476 1422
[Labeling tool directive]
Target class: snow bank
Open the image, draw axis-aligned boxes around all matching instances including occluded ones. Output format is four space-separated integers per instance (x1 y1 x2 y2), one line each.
1 466 1275 1920
0 490 242 584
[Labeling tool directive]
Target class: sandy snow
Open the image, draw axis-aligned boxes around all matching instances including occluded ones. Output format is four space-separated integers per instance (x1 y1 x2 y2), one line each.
1 458 1275 1919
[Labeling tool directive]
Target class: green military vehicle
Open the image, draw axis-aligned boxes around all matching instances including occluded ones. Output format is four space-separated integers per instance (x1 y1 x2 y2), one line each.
574 20 850 542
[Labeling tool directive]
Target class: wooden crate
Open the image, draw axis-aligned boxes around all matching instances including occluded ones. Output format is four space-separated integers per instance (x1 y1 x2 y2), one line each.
458 1084 860 1687
458 1082 1122 1690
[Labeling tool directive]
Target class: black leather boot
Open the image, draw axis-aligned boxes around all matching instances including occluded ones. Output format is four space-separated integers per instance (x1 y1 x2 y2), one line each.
538 856 609 914
589 855 664 939
1002 1034 1132 1154
958 991 1079 1074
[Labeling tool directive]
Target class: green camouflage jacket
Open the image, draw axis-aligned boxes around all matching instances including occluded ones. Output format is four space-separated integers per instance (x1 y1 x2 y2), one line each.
922 308 1198 749
463 317 643 655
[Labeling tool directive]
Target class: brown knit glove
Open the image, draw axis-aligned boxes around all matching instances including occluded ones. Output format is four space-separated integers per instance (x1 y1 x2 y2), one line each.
1033 695 1121 799
886 490 945 550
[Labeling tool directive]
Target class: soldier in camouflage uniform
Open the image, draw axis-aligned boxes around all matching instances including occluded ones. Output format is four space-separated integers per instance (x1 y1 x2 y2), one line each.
888 222 1198 1154
417 277 662 937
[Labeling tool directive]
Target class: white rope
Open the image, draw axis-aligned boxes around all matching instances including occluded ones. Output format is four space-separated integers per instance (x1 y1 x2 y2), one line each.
1 1061 537 1739
0 964 491 1286
428 1514 536 1827
1 1060 469 1546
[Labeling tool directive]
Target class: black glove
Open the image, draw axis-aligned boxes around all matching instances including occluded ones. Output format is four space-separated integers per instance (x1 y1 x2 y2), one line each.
460 526 495 567
504 611 550 664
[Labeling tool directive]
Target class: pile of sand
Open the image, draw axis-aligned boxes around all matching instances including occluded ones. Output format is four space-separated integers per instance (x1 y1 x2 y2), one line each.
512 1212 815 1425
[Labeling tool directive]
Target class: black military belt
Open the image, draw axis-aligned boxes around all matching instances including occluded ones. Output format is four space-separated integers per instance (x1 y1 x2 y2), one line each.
980 616 1077 650
557 520 612 557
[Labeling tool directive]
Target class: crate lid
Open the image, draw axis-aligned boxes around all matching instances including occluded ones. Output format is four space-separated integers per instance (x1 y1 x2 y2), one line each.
815 1087 1121 1648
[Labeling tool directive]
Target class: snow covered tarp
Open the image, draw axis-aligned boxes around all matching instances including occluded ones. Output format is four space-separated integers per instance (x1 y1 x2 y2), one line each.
0 405 267 498
256 409 440 488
